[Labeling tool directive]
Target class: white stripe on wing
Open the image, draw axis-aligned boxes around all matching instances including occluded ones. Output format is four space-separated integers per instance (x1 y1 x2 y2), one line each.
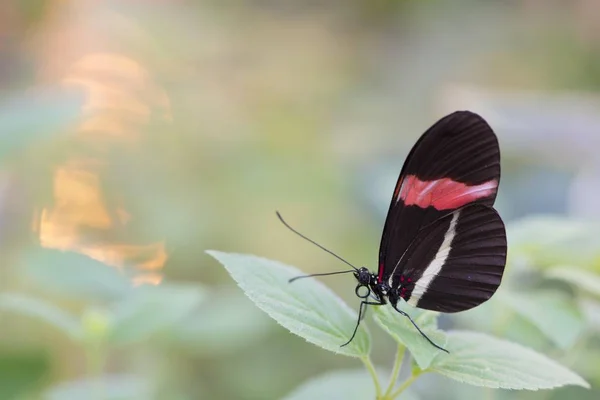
407 210 460 306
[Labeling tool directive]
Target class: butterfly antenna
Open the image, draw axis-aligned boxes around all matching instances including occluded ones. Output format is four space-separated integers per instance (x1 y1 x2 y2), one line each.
275 211 359 282
288 269 357 283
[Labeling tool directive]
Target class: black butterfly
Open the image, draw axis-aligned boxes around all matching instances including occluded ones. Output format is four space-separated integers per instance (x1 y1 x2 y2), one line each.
278 111 507 352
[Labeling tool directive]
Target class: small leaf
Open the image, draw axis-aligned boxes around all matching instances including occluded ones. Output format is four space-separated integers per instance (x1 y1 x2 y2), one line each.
546 266 600 297
207 250 370 358
429 331 590 390
44 374 150 400
23 249 131 302
0 293 82 340
282 369 419 400
499 290 585 349
373 304 447 369
110 283 206 345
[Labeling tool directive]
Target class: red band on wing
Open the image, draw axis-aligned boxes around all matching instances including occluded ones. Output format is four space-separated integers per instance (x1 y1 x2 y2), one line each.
398 175 497 210
377 262 384 282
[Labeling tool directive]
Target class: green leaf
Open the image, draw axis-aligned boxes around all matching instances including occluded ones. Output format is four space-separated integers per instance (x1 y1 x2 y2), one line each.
546 266 600 297
44 374 150 400
0 350 50 400
23 249 131 302
0 293 82 340
171 288 272 356
282 369 418 400
506 215 600 268
373 304 447 369
499 290 585 349
206 250 370 358
109 283 206 345
429 331 590 390
282 369 375 400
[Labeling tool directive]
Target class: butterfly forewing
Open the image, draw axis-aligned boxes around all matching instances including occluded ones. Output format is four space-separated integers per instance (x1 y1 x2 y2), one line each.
390 204 506 312
378 111 501 283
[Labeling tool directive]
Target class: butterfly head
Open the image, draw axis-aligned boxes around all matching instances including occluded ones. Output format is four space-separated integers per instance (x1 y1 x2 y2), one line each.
352 267 373 299
353 267 372 286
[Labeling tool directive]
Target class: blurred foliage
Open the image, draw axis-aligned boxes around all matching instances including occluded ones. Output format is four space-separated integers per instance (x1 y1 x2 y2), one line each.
1 0 600 399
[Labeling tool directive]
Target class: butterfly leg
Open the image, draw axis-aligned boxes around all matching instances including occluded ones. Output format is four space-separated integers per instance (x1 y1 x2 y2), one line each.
341 300 384 347
391 305 449 353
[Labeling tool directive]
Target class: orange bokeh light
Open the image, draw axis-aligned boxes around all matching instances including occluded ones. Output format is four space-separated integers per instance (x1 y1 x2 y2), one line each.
35 52 171 286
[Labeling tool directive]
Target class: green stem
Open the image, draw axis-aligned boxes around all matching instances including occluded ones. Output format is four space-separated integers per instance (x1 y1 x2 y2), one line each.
384 344 406 397
361 356 382 399
390 370 423 399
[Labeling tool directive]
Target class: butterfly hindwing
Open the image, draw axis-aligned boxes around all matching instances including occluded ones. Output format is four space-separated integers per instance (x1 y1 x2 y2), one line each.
389 204 506 313
378 111 501 283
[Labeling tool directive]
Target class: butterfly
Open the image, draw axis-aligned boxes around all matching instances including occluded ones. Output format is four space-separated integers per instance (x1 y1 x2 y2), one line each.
278 110 507 352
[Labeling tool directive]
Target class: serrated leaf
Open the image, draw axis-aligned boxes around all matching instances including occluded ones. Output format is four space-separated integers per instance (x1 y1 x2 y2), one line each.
207 250 370 358
109 283 206 345
499 290 585 349
0 293 82 340
373 304 447 369
546 266 600 297
429 331 590 390
282 369 417 400
23 249 131 302
44 374 150 400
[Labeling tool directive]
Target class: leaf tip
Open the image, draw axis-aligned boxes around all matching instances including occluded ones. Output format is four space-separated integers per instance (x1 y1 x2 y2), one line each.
572 376 591 390
205 250 226 262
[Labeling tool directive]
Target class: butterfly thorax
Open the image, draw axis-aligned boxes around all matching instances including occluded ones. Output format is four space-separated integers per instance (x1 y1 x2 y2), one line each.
371 280 389 297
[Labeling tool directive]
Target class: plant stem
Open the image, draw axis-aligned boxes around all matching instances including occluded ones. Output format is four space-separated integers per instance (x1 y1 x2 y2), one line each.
390 370 422 399
361 356 382 398
384 344 406 397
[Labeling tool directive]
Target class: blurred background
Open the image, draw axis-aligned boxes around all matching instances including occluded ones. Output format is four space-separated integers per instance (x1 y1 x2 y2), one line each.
1 0 600 399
